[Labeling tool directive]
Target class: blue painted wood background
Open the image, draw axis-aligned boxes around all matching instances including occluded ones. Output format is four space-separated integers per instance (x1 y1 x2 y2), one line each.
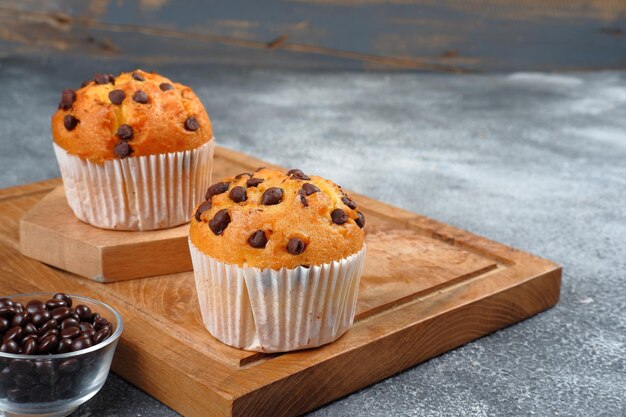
0 0 625 72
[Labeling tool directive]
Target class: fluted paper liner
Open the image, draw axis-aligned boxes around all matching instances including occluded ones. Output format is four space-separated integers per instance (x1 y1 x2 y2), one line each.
53 140 214 230
189 240 366 352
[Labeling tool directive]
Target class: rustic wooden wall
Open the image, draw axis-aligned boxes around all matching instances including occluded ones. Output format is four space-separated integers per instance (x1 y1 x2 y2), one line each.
0 0 625 72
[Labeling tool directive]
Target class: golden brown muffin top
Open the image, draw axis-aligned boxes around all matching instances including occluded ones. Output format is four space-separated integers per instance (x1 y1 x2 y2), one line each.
190 168 365 270
52 70 212 163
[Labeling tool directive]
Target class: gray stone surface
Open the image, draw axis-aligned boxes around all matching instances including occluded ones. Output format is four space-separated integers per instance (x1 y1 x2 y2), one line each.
0 57 624 417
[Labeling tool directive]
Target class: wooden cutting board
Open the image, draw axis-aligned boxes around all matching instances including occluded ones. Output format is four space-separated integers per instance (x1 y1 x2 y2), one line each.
0 146 561 417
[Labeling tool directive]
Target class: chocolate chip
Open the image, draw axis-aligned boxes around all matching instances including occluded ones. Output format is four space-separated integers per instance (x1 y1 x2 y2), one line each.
194 200 212 222
184 117 199 131
132 72 145 81
331 208 348 225
298 189 308 207
75 305 92 321
70 336 92 352
342 196 357 210
287 169 310 180
287 238 306 255
63 115 79 131
46 299 66 309
246 178 264 188
108 89 126 104
159 82 174 91
355 211 365 228
0 340 19 353
301 183 320 196
26 300 45 314
205 182 230 200
133 90 149 104
54 293 72 308
80 80 90 88
208 209 231 235
255 167 266 172
248 230 268 248
235 172 252 179
59 89 76 110
94 73 115 85
229 186 247 203
114 142 132 159
117 124 133 141
261 187 284 205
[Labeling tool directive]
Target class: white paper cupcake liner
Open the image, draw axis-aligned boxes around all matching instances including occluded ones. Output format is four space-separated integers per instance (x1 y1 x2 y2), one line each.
189 240 366 353
53 140 215 230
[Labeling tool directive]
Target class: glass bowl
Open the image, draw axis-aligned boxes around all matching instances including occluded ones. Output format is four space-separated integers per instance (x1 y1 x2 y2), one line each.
0 293 123 417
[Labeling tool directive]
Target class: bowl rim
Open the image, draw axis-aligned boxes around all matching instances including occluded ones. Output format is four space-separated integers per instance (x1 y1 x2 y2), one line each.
0 292 124 360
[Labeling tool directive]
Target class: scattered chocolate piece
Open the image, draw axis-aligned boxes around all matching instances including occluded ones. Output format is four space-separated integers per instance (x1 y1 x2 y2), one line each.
108 89 126 105
209 209 231 235
205 182 230 200
114 142 132 159
94 73 115 85
298 189 308 207
261 187 284 205
159 82 174 91
194 200 213 222
184 117 199 131
59 89 76 110
80 80 90 88
331 208 348 225
235 172 252 179
229 186 247 203
248 230 268 248
287 169 310 180
117 124 133 141
132 72 145 81
246 178 264 188
341 196 357 210
63 115 79 131
301 183 320 196
287 238 306 255
133 90 149 104
355 211 365 228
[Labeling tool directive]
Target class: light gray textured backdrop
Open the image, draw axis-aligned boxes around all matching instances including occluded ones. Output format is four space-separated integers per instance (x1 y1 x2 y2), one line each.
0 57 624 416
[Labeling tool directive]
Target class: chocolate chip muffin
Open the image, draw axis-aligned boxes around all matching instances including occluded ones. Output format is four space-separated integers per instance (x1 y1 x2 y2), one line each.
189 168 367 352
52 70 215 230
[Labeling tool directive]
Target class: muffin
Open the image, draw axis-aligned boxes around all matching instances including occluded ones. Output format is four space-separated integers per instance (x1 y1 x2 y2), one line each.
52 70 215 230
189 168 366 352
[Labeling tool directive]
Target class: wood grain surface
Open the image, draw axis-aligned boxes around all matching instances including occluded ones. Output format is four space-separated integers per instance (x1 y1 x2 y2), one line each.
0 1 624 72
1 146 562 417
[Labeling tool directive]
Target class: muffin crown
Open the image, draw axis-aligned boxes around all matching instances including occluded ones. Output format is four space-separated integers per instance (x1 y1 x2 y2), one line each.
52 70 212 163
190 168 365 270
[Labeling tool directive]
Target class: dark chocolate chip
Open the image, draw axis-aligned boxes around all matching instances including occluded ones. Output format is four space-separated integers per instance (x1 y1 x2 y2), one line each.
37 334 59 354
63 115 79 131
205 182 230 200
3 326 22 342
355 211 365 228
94 73 114 85
22 338 37 355
60 326 81 340
235 172 252 179
208 209 231 235
54 293 72 308
229 186 247 203
80 80 90 88
159 82 174 91
108 89 126 104
298 189 308 207
81 328 96 339
0 298 13 308
38 319 58 335
184 117 199 131
301 183 320 196
114 142 133 159
248 230 268 248
331 208 348 225
261 187 284 205
117 124 133 141
246 178 264 188
79 322 94 332
133 90 149 104
287 238 306 255
287 169 310 180
341 196 357 210
255 166 266 172
31 310 51 327
51 307 71 321
46 299 66 310
59 89 76 110
11 312 30 327
57 338 73 354
194 200 213 222
23 323 37 336
0 306 16 318
0 317 9 332
132 72 145 81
